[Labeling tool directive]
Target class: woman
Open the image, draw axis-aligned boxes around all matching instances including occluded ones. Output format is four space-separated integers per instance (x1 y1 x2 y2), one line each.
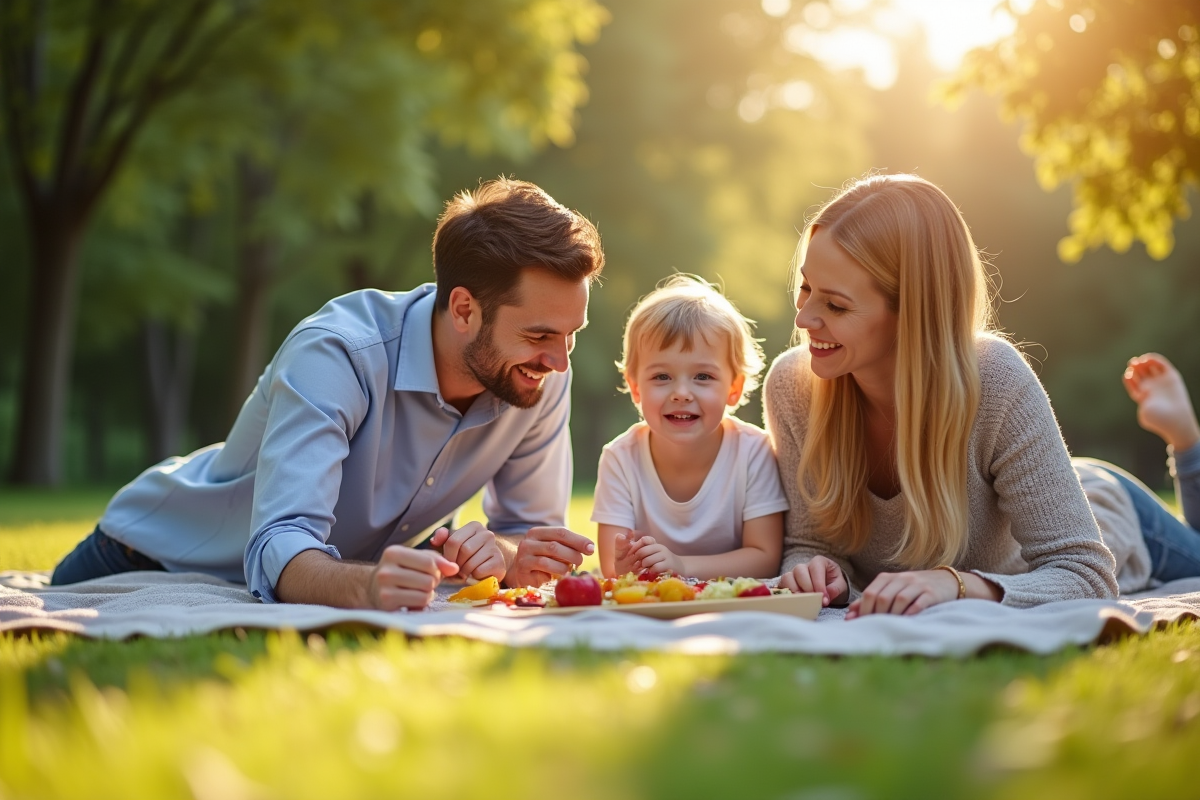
766 174 1200 618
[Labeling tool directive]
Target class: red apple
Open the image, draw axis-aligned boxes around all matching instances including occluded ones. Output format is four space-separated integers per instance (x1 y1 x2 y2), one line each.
555 572 603 607
736 582 771 598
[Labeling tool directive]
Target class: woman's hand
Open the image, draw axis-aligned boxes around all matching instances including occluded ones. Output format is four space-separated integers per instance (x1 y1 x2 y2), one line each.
780 556 848 607
845 569 961 619
629 536 684 575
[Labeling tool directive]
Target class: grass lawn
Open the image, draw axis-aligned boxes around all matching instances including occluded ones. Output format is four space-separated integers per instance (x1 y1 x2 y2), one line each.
1 489 1198 799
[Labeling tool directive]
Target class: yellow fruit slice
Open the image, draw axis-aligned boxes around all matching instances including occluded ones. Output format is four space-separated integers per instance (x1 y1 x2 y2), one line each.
613 584 649 604
655 577 696 603
448 576 501 603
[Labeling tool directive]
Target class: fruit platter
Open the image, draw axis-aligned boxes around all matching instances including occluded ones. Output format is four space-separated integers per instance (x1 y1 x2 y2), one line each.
447 571 821 620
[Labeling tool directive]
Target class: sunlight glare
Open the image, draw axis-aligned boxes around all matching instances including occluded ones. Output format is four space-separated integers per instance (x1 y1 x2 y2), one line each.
889 0 1017 71
779 79 816 110
830 0 872 12
786 24 898 90
762 0 792 18
779 0 1017 94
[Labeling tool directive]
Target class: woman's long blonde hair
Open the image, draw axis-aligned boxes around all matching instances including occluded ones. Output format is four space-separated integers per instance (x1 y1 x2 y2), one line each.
796 174 995 568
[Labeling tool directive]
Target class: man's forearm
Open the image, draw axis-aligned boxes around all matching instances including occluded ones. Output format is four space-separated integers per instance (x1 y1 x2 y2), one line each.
275 549 373 607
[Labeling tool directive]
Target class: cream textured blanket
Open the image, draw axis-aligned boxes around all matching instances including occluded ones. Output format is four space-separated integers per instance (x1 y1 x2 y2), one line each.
1 571 1197 656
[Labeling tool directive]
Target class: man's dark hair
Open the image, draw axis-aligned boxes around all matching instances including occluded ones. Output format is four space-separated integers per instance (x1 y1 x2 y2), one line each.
432 177 604 318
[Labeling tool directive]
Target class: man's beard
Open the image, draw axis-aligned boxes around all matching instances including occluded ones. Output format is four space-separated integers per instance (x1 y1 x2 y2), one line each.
462 324 547 409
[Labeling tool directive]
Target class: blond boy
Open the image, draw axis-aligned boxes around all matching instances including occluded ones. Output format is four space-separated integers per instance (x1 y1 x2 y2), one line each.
592 275 788 579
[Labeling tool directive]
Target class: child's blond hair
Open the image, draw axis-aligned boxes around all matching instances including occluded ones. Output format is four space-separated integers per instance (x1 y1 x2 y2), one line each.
617 274 765 409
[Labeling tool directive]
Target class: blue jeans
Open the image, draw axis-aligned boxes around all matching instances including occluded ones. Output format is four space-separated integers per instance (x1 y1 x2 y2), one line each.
1092 463 1200 583
50 526 166 585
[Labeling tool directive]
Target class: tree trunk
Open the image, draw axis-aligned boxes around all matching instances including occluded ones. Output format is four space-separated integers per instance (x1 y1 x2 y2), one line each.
9 214 86 486
345 254 372 291
227 155 279 426
144 319 197 462
83 361 107 482
343 191 377 291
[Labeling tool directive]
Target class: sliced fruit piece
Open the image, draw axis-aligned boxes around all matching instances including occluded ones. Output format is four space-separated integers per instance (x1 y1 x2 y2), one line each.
656 577 696 603
447 576 501 603
613 584 650 604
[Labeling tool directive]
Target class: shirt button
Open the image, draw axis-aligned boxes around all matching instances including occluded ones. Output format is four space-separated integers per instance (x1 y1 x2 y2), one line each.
401 524 409 532
425 477 434 486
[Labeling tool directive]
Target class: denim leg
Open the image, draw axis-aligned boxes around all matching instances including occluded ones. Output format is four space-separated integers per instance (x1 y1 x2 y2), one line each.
1091 463 1200 583
50 526 166 585
1170 441 1200 532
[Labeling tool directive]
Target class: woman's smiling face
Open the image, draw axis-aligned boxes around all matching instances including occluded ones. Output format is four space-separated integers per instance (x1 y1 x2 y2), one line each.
795 227 899 391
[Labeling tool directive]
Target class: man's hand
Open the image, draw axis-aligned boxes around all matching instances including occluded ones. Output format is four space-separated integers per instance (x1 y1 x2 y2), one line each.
628 536 683 575
507 527 594 588
430 522 506 581
780 556 849 608
369 546 459 611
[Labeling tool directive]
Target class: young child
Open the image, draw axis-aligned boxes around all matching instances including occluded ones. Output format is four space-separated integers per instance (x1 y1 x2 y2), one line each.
591 275 789 579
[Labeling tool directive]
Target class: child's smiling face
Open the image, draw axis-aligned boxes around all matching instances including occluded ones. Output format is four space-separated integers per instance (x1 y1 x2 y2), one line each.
628 336 746 446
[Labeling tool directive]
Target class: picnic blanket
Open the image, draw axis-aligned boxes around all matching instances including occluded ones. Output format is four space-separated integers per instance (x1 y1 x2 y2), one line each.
1 570 1197 656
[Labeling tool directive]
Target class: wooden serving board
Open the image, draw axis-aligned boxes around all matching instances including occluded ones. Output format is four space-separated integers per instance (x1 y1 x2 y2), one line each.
484 591 822 620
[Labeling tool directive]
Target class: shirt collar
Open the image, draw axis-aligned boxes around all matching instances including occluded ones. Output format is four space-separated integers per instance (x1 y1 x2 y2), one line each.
393 285 508 423
394 288 440 395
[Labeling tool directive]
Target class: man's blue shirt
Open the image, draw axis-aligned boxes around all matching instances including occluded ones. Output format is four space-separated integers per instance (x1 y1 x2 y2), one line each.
99 284 573 601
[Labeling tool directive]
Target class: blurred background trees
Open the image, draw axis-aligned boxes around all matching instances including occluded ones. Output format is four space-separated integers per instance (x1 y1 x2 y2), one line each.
1 0 1196 491
1 0 606 484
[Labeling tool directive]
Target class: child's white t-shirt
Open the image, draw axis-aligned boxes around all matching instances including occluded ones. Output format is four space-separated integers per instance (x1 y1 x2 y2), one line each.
590 416 790 556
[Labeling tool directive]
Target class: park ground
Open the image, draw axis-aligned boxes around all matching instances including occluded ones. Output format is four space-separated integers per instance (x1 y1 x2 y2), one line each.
1 489 1198 800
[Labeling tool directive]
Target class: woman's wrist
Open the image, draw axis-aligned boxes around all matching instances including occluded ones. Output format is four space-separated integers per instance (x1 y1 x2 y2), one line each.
962 571 1003 602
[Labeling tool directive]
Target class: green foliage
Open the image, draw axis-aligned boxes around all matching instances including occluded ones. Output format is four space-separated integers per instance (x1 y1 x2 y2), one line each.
92 0 610 316
176 0 606 219
0 0 247 200
944 0 1200 262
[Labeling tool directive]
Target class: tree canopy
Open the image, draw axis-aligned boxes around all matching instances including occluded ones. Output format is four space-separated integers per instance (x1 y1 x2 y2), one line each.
945 0 1200 262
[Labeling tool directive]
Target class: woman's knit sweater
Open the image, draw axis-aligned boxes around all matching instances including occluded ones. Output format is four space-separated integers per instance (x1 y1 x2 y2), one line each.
763 334 1120 607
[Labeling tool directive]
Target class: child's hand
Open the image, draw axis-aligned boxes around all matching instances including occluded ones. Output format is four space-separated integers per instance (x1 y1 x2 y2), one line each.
630 536 684 576
612 531 643 576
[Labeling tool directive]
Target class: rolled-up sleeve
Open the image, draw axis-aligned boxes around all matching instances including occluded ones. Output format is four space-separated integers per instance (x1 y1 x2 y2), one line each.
243 329 369 602
481 370 573 534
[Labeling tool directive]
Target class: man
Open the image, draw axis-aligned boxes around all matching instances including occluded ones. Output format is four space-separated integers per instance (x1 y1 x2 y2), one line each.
51 178 603 610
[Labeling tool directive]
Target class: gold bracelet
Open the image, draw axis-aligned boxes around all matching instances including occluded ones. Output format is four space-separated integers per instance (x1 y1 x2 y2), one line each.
934 564 966 600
